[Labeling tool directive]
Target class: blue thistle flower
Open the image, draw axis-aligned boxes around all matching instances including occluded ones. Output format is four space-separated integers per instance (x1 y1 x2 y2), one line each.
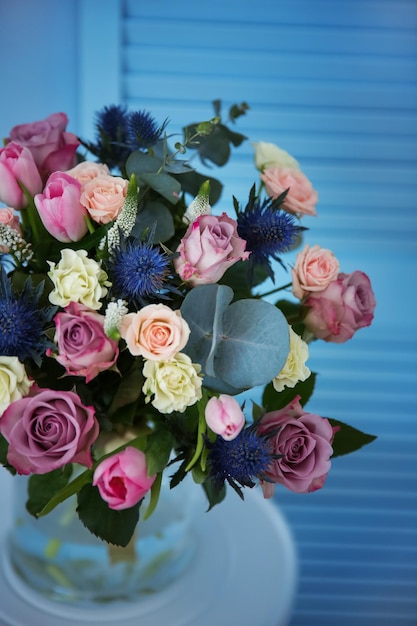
127 110 167 150
0 268 57 366
94 104 130 168
207 424 274 499
236 185 305 284
108 237 172 306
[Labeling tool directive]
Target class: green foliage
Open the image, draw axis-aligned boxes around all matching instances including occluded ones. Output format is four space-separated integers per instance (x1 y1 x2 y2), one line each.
262 373 317 412
0 434 15 475
145 426 175 475
26 466 73 516
77 483 140 547
202 476 227 511
330 419 377 458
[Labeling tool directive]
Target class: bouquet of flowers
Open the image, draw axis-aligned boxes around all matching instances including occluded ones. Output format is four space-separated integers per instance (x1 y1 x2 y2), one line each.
0 101 376 547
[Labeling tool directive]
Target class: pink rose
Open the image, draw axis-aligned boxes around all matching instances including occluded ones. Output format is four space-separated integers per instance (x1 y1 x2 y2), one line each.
205 394 245 441
65 161 110 187
303 270 376 343
120 303 190 360
0 388 99 474
258 395 336 495
50 301 119 382
0 208 22 253
261 167 318 217
34 171 89 242
80 174 128 225
174 212 250 286
93 446 156 511
7 112 79 178
291 244 340 299
0 142 43 209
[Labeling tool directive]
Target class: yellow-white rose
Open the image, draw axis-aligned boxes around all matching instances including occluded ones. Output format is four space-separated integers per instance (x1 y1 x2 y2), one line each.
48 249 110 310
253 141 299 172
272 327 311 392
142 353 203 414
0 356 32 417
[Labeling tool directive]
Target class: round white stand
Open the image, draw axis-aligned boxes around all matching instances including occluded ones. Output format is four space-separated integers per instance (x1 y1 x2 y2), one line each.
0 471 297 626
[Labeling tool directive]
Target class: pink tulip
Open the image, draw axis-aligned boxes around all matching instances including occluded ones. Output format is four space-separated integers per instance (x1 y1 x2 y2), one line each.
205 394 245 440
0 142 43 209
93 447 156 511
34 171 88 242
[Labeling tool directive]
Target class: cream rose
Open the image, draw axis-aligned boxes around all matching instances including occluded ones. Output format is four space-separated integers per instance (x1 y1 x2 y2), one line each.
48 248 110 310
80 174 128 225
142 353 203 414
120 304 190 360
253 141 299 171
272 327 311 392
0 356 32 417
291 244 340 300
261 167 318 217
65 161 110 186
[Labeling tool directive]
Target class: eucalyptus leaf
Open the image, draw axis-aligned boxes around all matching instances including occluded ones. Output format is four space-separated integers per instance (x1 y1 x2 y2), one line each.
163 160 194 174
126 151 163 176
131 201 175 242
181 284 290 393
77 483 140 547
175 170 223 206
137 172 181 204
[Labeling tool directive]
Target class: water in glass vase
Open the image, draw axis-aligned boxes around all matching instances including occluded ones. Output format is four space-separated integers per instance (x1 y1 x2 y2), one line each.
7 473 199 606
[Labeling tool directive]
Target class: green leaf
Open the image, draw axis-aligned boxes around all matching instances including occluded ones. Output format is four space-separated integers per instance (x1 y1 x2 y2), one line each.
125 151 163 177
137 172 181 204
131 200 175 243
38 468 93 517
175 170 223 206
181 284 290 393
0 434 15 474
145 427 175 475
142 471 162 521
108 359 144 416
77 483 140 546
262 373 317 412
26 466 73 516
329 419 377 458
202 477 226 511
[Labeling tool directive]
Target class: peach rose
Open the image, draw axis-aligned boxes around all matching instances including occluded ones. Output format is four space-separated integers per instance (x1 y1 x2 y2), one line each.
80 174 128 224
66 161 110 187
120 303 190 361
291 244 340 299
261 166 318 217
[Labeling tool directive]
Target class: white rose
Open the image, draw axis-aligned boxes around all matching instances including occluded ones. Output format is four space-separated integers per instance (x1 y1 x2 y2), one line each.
253 141 299 172
0 356 32 417
272 327 311 392
142 352 203 414
48 248 110 310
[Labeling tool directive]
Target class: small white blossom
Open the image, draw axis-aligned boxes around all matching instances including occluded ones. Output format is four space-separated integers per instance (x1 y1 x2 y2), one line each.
182 180 211 224
104 299 129 339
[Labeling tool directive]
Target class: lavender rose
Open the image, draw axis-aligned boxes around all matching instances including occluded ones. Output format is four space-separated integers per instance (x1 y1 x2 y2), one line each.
7 112 79 178
0 388 99 474
174 212 250 286
303 270 376 343
258 395 336 495
49 301 119 382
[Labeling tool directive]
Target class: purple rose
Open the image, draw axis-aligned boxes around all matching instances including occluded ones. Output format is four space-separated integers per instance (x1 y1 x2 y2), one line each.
0 388 99 475
7 112 79 178
0 141 43 209
174 212 250 286
257 395 336 495
50 301 119 382
303 270 376 343
34 171 88 242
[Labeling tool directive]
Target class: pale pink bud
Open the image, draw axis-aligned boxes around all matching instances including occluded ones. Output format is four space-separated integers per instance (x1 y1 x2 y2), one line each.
205 394 245 441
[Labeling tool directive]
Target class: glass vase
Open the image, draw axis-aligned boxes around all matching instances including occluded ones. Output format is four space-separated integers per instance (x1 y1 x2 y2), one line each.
5 472 199 606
